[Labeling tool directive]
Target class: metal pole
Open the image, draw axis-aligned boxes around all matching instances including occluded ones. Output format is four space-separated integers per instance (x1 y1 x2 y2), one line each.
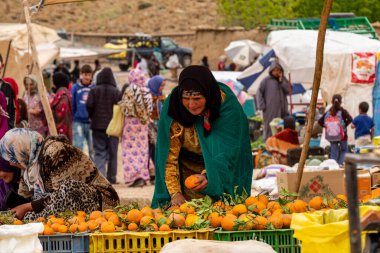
288 73 293 115
345 153 363 253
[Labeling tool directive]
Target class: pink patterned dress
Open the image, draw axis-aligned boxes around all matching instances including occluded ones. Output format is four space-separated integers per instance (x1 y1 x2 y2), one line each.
120 69 152 184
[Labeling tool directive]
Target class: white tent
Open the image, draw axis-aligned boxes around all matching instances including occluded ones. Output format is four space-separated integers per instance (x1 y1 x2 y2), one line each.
0 23 60 95
239 30 380 143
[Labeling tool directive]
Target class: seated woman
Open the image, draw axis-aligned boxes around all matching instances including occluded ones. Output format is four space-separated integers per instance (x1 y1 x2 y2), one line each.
265 116 300 165
0 129 119 220
0 157 21 211
152 65 253 207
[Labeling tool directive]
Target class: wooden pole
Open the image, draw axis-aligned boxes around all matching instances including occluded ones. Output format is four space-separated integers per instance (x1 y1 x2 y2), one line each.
295 0 333 194
23 0 57 135
2 40 12 78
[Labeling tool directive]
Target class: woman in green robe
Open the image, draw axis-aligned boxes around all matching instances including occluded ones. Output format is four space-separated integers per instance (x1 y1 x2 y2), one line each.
152 65 253 208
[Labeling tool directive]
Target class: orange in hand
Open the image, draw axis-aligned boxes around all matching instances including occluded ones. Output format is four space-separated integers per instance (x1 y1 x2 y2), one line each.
184 175 201 190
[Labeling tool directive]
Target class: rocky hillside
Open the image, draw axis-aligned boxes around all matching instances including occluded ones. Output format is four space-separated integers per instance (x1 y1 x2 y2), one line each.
1 0 220 34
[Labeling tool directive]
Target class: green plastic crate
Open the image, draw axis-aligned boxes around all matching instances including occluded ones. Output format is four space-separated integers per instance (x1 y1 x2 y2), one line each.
214 229 300 253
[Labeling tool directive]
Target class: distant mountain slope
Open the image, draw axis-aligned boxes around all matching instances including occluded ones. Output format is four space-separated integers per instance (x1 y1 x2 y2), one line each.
1 0 219 34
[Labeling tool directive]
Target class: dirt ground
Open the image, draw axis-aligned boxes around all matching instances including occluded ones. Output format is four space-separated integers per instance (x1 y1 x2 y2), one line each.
93 63 178 207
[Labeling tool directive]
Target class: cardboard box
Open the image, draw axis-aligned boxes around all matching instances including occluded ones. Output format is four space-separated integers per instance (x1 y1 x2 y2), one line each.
357 170 371 200
277 170 345 201
370 167 380 186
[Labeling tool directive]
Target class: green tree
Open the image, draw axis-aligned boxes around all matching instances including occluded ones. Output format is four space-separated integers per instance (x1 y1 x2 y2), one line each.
218 0 296 29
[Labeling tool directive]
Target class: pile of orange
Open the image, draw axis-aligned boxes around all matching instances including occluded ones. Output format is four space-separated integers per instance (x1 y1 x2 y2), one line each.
12 192 355 234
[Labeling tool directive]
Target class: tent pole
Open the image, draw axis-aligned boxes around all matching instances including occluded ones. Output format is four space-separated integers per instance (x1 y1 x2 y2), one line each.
2 40 12 78
22 0 57 135
295 0 333 194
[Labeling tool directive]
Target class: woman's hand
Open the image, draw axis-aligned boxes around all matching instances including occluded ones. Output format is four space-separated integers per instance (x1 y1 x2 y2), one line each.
171 192 186 206
192 174 208 192
11 202 32 220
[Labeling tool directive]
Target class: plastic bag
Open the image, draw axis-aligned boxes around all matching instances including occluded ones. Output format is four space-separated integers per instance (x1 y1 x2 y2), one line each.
106 104 124 137
291 206 380 253
160 239 276 253
0 223 44 253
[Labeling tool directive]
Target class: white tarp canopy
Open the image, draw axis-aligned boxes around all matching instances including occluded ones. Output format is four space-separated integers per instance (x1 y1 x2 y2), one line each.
0 23 60 95
240 30 380 144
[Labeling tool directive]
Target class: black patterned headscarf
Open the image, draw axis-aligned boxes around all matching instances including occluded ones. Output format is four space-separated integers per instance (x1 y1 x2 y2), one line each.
168 65 221 136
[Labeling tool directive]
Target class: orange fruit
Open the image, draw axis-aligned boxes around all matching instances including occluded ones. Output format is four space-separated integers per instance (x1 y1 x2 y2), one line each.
13 219 24 225
284 203 296 214
51 223 61 232
58 225 68 233
309 196 324 210
128 222 138 231
51 217 65 225
238 214 254 230
141 206 154 217
127 209 143 223
108 214 121 226
293 200 308 213
69 224 78 233
258 195 269 206
282 214 292 228
249 201 266 213
212 201 226 210
253 216 268 230
168 213 186 227
185 214 199 228
179 203 195 214
77 211 87 218
101 221 116 233
208 212 223 228
88 220 99 231
245 196 258 206
36 217 46 223
90 211 104 220
43 224 55 235
146 223 158 231
152 208 163 218
268 215 283 229
159 224 172 231
78 222 88 232
337 194 347 202
221 214 237 231
103 209 116 220
184 175 201 189
232 204 248 216
140 216 155 226
95 217 107 225
68 216 82 225
267 201 281 213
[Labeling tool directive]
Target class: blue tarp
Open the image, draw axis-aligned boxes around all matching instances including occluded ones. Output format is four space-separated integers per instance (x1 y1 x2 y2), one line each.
373 63 380 136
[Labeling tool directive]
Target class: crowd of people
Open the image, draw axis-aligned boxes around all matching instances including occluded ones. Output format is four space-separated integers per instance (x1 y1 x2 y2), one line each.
0 53 374 219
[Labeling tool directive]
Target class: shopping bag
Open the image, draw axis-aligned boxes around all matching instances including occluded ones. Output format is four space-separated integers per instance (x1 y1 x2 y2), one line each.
291 206 380 253
106 104 124 137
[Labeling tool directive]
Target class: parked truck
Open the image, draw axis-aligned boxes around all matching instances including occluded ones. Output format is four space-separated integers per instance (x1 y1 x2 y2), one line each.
104 35 192 71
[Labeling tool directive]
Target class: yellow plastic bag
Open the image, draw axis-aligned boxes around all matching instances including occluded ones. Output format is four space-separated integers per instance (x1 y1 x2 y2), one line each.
291 206 380 253
106 104 124 137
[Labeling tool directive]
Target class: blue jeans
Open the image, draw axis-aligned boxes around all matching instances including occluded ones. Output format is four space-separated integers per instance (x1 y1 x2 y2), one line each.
330 141 348 165
92 130 118 184
72 121 93 160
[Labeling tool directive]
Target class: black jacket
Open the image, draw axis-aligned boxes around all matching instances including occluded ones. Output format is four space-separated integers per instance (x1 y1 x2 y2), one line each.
86 68 121 130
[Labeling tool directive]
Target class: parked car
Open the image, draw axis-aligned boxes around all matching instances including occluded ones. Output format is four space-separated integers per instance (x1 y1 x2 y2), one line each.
104 35 192 71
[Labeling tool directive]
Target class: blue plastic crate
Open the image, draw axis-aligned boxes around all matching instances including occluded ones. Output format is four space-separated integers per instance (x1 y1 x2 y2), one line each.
39 233 89 253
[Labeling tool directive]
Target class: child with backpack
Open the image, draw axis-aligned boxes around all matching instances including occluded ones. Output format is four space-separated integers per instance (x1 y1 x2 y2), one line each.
351 101 374 148
318 94 352 166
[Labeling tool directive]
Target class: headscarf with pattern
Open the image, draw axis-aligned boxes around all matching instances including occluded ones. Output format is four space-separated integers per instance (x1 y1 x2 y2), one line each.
23 75 39 95
120 69 152 124
0 128 45 193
